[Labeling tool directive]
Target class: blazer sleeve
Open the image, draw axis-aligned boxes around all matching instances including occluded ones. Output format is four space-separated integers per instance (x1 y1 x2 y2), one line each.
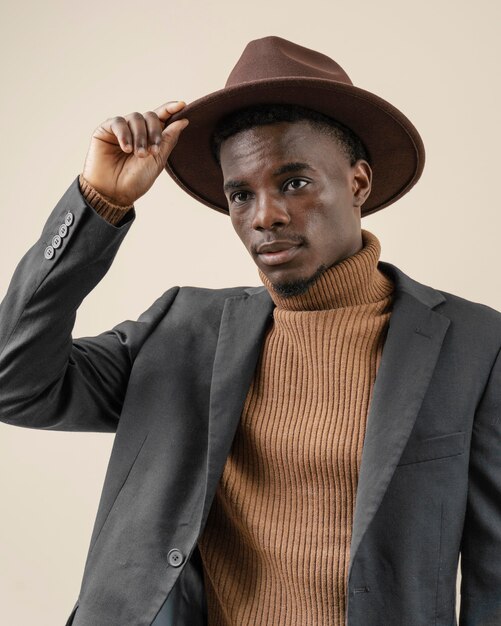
0 176 179 433
459 344 501 625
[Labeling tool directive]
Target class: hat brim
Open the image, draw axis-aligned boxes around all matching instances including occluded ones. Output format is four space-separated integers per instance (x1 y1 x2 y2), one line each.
165 77 425 217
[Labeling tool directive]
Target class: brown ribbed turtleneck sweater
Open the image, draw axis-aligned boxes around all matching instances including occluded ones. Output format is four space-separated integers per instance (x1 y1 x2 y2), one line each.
197 229 395 626
78 176 395 626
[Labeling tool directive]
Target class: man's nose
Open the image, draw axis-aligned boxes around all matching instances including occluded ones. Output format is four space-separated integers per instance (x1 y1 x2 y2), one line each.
251 194 291 230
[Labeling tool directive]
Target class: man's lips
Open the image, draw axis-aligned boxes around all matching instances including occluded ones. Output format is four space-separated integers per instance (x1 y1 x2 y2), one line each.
255 240 303 266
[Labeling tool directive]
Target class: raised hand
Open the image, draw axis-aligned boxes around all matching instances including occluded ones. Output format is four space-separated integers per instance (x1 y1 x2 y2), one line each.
82 101 189 206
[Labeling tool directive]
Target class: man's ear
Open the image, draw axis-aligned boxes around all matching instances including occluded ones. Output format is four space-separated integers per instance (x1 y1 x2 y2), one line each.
351 160 372 207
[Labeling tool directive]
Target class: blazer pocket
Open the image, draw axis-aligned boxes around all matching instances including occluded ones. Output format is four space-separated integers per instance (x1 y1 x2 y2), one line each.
396 431 466 466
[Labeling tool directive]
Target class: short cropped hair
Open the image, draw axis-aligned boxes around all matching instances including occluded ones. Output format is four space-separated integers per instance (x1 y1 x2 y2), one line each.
211 103 369 166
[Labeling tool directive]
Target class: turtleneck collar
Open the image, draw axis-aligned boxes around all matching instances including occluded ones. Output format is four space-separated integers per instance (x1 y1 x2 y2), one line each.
257 229 394 311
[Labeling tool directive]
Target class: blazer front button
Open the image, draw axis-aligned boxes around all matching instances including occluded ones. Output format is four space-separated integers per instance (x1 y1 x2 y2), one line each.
44 245 55 260
167 548 184 568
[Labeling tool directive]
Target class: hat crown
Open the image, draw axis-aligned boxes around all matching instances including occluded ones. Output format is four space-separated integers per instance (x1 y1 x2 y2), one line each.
225 36 353 87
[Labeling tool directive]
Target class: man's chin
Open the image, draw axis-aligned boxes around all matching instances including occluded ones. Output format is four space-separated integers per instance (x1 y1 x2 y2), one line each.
269 264 328 298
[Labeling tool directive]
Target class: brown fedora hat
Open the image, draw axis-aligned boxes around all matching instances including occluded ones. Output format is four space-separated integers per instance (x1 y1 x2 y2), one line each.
165 36 425 217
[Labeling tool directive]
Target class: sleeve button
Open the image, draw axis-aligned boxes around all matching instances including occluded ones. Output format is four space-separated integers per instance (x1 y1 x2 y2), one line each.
167 548 184 568
52 234 62 249
44 245 55 260
64 212 74 227
58 224 68 238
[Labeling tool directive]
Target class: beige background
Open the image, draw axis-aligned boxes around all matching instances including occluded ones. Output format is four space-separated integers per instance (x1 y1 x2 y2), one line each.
0 0 500 623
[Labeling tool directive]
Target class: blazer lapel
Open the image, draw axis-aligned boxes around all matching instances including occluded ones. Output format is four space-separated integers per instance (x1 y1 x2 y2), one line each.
199 287 274 532
348 261 451 580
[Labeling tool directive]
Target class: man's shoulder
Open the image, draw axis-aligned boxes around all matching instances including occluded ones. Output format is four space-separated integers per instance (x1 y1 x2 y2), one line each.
382 260 501 338
170 283 269 313
177 283 267 299
435 287 501 317
436 286 501 336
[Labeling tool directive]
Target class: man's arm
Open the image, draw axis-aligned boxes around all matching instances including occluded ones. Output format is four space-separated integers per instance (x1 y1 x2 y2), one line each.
0 176 179 431
0 100 189 432
459 345 501 625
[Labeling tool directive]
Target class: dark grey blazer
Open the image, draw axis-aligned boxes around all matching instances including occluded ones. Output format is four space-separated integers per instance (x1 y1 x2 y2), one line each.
1 176 501 626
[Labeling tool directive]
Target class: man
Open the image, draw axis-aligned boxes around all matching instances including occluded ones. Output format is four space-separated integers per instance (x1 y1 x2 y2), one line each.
0 35 500 626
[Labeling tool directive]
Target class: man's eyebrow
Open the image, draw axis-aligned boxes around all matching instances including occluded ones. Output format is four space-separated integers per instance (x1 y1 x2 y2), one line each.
223 162 314 192
273 162 314 176
224 179 248 192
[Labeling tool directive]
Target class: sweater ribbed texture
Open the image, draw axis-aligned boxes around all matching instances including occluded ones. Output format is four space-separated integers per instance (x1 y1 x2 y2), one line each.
197 229 395 626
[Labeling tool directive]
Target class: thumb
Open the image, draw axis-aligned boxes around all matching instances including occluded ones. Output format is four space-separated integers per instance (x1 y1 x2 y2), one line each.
158 118 189 162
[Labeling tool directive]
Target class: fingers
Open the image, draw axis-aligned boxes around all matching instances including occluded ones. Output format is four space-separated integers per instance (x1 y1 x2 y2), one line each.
104 102 187 159
108 116 133 153
143 111 163 155
153 100 186 122
127 111 150 156
158 118 190 159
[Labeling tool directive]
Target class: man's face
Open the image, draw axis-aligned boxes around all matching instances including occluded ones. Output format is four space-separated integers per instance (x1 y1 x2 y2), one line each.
219 120 372 294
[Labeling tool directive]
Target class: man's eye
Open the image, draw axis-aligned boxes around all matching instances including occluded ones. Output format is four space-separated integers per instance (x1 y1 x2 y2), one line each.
284 179 308 191
231 191 250 204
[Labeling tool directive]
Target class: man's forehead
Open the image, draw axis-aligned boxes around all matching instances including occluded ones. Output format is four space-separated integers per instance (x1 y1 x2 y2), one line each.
221 121 335 161
223 119 323 147
219 121 345 178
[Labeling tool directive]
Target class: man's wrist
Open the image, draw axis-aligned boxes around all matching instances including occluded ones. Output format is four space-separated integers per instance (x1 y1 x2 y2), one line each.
78 174 134 226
